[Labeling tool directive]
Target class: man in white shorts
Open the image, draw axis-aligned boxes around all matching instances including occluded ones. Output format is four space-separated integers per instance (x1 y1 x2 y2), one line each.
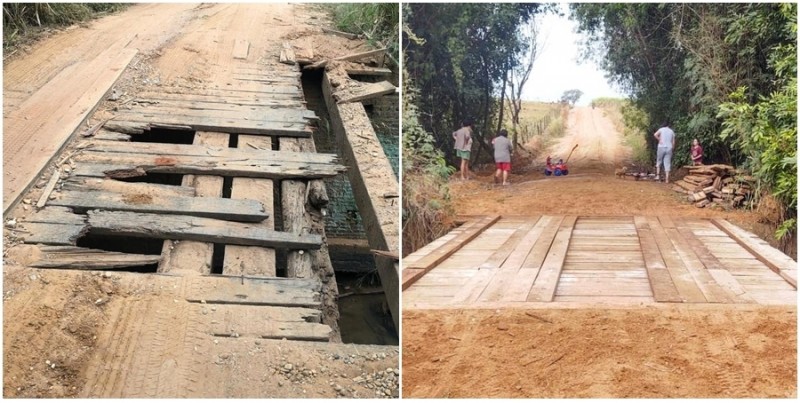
654 122 676 184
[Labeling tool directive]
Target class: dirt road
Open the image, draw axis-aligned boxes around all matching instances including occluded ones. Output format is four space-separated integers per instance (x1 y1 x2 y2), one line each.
402 105 797 398
3 4 398 398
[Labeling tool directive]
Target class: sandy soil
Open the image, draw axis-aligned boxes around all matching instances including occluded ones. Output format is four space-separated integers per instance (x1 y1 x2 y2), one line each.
402 106 797 398
3 3 398 398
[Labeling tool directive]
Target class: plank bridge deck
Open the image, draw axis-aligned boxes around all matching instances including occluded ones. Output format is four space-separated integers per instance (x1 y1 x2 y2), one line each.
403 215 797 309
15 39 344 342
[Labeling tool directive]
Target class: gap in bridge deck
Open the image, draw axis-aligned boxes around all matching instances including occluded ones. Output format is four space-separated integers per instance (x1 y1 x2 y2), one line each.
129 127 196 144
76 231 163 272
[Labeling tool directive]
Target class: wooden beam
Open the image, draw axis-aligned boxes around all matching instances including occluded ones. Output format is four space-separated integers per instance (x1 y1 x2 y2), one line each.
64 177 196 198
51 189 268 222
633 216 683 302
334 81 396 104
279 42 295 65
87 210 322 250
30 246 161 269
527 215 577 302
16 222 87 245
645 216 707 302
345 66 393 77
207 305 330 342
184 276 322 308
104 115 311 137
712 219 797 288
305 48 387 70
23 206 86 225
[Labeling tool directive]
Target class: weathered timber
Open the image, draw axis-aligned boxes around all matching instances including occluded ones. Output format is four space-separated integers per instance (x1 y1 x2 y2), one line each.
16 222 87 245
64 177 196 198
307 179 329 210
36 168 61 208
51 189 268 222
87 211 322 249
117 104 317 123
184 276 322 308
305 47 387 70
223 135 276 277
323 70 398 329
82 139 339 164
321 27 359 39
206 305 331 341
279 42 296 64
92 129 132 141
281 138 314 279
72 152 346 180
334 81 396 104
30 246 161 269
22 206 86 225
345 66 393 77
106 114 312 137
232 39 250 59
134 91 306 108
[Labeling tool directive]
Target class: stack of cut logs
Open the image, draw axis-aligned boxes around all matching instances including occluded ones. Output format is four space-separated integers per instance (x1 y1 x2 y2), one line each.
671 164 754 209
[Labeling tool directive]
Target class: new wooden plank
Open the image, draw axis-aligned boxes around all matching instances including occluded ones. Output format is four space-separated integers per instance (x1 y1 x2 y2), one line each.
51 189 268 222
87 211 321 249
158 131 226 276
402 215 500 289
644 216 706 302
64 177 196 198
4 45 137 213
30 246 161 269
501 217 563 302
707 269 755 303
72 153 346 180
568 244 641 252
562 262 646 271
84 139 338 164
470 219 541 302
527 215 577 302
712 219 797 288
233 39 250 59
553 295 653 304
660 218 732 303
223 135 276 277
184 276 321 308
561 270 648 278
207 305 330 342
335 81 396 104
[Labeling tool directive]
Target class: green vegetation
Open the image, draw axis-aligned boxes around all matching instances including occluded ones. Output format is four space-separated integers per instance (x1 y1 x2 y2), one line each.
573 3 797 242
559 89 583 107
328 3 398 66
3 3 126 53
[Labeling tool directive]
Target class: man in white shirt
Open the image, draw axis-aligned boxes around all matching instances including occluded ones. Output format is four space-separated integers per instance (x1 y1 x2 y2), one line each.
654 122 676 184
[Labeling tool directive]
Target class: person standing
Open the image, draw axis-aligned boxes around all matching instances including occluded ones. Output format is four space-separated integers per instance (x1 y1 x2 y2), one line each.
690 138 704 166
492 129 512 185
654 122 676 184
452 119 474 180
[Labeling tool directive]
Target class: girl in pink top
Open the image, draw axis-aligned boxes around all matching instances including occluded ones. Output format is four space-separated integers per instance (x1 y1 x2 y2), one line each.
691 139 703 166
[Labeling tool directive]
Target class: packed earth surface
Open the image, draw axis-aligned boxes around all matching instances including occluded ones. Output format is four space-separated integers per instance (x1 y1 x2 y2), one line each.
3 4 398 398
402 106 797 398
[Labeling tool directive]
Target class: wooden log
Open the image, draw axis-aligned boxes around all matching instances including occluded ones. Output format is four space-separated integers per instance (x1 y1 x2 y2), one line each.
702 185 716 194
712 176 722 191
35 168 61 209
695 199 710 208
334 81 396 104
304 47 387 70
674 180 695 192
87 210 322 249
307 179 329 210
30 246 161 269
344 66 393 77
722 187 735 194
689 192 708 202
50 189 269 222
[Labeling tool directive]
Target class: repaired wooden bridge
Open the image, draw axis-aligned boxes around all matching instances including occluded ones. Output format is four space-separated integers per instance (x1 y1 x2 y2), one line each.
403 215 797 308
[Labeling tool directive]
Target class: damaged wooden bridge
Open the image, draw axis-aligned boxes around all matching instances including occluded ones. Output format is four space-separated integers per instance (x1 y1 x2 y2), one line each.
403 215 797 309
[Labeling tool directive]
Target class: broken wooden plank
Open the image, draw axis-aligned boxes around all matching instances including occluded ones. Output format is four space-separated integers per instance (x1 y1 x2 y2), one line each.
233 39 250 59
305 47 387 70
345 66 393 77
279 42 296 65
72 152 346 180
335 81 396 104
184 276 321 308
87 211 322 250
206 305 330 342
83 139 339 165
321 27 359 39
223 135 276 277
527 216 577 302
22 206 86 225
30 246 161 269
712 219 797 289
104 115 312 137
36 168 61 209
63 177 196 198
633 216 683 302
120 102 317 122
15 222 87 245
51 189 268 223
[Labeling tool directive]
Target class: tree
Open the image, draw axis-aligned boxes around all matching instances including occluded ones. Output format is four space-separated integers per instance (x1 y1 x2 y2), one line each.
505 19 541 147
560 89 583 106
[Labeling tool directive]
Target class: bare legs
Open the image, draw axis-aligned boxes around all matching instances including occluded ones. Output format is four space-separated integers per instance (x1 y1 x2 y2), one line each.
461 159 470 180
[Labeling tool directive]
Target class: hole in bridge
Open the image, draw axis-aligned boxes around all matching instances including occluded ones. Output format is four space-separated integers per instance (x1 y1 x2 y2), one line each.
129 128 196 144
76 231 164 273
114 173 185 186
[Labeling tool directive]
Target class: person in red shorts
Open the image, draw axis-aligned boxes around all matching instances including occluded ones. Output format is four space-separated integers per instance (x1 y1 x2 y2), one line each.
492 129 512 185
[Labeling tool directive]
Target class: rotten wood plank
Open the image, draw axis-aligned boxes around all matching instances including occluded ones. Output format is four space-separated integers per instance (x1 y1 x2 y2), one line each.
345 66 393 77
206 304 330 342
51 189 268 223
334 81 396 104
64 177 196 198
36 168 61 208
30 246 161 269
16 222 87 245
305 47 387 70
184 276 321 308
104 115 311 137
22 206 86 225
87 211 322 250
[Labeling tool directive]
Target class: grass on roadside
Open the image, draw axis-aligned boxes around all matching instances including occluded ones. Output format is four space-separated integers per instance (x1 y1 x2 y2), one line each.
327 3 398 66
593 97 650 165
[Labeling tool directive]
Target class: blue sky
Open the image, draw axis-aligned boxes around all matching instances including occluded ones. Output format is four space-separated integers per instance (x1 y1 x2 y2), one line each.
522 4 627 106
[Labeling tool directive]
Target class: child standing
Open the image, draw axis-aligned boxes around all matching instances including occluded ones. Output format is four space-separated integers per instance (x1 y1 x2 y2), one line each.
691 139 704 166
492 129 512 185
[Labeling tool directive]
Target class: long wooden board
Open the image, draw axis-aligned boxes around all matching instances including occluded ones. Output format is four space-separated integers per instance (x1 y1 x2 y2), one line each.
402 215 500 290
479 218 546 302
51 189 268 222
87 211 322 249
712 219 797 288
207 305 331 342
645 216 706 302
104 116 311 137
633 216 683 302
335 81 396 104
30 246 161 269
64 177 196 198
184 276 321 308
527 216 577 302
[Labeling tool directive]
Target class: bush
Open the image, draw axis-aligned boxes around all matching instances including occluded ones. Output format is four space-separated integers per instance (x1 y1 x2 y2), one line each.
328 3 398 66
